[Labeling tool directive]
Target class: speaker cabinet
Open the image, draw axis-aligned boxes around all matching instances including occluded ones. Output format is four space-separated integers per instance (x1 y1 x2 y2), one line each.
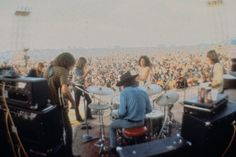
117 135 190 157
181 102 236 157
0 104 65 157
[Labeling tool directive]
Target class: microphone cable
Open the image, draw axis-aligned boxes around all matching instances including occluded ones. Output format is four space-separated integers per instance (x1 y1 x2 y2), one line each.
221 121 236 157
1 82 29 157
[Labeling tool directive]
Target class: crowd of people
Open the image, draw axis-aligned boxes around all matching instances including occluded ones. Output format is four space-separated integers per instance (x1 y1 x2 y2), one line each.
77 50 231 91
0 48 231 156
0 49 232 91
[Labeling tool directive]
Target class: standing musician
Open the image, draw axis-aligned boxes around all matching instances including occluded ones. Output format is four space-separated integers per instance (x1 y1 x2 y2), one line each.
72 57 94 122
109 71 152 153
43 52 77 157
137 56 153 86
206 50 224 91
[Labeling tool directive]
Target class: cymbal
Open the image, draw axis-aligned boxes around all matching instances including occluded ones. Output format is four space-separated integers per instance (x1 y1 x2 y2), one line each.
88 103 111 110
139 84 162 96
155 91 179 106
87 86 114 95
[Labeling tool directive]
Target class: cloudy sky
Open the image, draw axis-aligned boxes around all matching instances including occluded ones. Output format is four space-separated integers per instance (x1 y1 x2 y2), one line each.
0 0 236 51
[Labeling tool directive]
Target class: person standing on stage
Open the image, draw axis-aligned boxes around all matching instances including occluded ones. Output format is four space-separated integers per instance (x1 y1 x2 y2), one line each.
44 52 76 157
72 57 94 121
27 62 44 77
137 56 153 86
109 71 152 152
206 50 224 91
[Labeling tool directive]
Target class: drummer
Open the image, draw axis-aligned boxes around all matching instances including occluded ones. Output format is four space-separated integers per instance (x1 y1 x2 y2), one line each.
109 71 152 153
136 55 153 86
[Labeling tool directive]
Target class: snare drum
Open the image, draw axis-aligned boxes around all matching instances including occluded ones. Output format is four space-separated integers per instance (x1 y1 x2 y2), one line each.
145 110 164 136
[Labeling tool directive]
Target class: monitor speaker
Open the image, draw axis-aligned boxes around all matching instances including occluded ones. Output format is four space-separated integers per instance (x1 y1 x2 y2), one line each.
181 102 236 157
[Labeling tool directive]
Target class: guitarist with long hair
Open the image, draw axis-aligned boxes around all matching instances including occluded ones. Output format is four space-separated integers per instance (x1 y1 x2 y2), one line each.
44 52 77 157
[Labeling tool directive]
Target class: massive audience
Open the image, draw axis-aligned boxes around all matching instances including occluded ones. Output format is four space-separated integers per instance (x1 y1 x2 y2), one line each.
83 50 231 91
0 47 232 91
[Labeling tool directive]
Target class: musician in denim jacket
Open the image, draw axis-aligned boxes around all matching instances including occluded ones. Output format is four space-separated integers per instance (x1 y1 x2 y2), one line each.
109 71 152 152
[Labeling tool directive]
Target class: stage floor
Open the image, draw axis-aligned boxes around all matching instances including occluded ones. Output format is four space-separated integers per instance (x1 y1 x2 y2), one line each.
69 87 198 157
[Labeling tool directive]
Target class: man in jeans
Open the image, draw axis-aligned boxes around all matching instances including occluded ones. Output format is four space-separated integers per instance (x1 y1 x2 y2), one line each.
109 71 152 153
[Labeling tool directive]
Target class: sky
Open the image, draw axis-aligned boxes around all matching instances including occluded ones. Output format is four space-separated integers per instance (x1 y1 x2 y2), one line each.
0 0 236 52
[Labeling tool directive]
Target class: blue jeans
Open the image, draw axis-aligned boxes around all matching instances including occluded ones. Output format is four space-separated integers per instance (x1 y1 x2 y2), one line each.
109 119 144 148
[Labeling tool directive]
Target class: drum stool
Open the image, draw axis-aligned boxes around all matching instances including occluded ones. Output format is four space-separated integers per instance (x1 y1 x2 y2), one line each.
121 126 148 145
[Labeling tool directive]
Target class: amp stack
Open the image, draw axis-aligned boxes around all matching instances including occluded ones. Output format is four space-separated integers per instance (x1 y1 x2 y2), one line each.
0 76 65 157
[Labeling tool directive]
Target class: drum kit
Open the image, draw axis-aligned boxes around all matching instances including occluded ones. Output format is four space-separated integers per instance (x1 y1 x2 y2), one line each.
75 83 180 155
111 86 180 140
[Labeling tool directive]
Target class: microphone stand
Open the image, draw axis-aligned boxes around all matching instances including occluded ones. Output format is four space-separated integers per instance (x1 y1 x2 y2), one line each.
153 77 170 108
74 85 97 143
183 70 189 101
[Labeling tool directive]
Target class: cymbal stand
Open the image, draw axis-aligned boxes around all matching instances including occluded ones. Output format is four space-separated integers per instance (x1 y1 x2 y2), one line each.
74 85 97 143
182 67 190 101
155 77 176 139
94 103 109 156
157 101 179 140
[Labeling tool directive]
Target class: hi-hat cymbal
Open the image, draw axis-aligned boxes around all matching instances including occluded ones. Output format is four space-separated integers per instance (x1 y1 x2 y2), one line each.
139 84 162 96
88 103 111 110
155 91 179 106
86 86 114 95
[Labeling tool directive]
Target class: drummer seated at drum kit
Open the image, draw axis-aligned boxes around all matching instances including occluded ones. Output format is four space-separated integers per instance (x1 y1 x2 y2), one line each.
109 71 152 154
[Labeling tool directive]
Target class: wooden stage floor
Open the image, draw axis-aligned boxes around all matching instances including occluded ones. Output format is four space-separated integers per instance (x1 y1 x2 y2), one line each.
69 87 198 157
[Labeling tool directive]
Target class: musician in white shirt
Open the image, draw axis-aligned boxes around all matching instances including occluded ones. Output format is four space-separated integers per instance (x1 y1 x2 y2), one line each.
206 49 224 91
137 56 153 85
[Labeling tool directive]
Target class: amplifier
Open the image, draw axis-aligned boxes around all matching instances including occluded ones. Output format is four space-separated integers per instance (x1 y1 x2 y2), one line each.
117 135 190 157
0 104 64 157
0 76 50 110
183 94 227 117
181 101 236 157
223 73 236 90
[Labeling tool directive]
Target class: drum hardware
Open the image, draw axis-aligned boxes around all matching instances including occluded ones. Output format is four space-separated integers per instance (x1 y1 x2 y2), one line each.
89 103 111 156
154 91 179 139
111 109 119 120
73 85 98 143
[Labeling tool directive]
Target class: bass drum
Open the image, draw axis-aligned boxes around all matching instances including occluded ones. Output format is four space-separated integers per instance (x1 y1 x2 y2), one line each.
145 110 164 137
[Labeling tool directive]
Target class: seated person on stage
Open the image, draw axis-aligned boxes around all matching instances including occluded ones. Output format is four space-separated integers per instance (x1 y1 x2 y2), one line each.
109 71 152 151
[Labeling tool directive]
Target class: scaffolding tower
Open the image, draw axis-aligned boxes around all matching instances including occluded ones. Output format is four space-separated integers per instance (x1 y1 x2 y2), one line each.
207 0 227 45
11 3 31 67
